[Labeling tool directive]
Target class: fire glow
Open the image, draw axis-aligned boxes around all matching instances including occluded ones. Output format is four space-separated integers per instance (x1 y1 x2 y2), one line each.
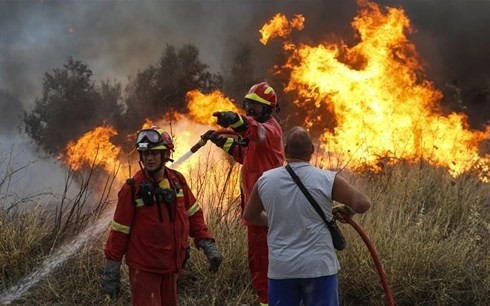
64 90 239 186
64 0 489 185
260 1 489 179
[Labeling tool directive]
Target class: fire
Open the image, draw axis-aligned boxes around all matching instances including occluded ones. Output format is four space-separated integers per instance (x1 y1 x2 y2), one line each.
259 13 305 45
187 90 241 125
65 125 122 175
63 90 243 209
263 1 489 178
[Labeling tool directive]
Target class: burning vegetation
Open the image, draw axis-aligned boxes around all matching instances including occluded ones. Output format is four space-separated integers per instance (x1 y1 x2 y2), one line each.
2 1 490 305
61 1 489 185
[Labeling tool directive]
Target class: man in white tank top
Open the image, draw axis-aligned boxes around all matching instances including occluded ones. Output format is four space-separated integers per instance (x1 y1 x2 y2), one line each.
243 126 371 306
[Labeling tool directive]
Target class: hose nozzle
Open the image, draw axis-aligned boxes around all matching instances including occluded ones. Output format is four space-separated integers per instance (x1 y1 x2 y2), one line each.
190 138 208 153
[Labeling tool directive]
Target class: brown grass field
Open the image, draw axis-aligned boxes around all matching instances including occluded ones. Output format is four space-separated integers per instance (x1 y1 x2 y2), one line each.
1 152 489 306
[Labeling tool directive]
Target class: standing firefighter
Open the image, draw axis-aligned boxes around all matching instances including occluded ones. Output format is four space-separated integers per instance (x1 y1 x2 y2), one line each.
102 126 223 306
205 82 285 305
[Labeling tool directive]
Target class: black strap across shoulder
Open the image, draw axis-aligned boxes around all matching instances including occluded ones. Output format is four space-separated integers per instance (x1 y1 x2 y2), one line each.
285 163 334 231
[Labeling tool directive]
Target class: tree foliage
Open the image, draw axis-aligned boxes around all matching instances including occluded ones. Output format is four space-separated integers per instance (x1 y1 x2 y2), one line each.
23 57 123 156
122 43 223 133
224 43 256 103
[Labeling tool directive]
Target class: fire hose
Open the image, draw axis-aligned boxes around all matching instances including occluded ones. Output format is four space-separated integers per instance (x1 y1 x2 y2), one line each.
336 211 395 306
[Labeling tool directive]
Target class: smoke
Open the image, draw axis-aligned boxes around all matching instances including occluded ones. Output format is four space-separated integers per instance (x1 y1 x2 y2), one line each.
0 133 74 210
0 0 489 195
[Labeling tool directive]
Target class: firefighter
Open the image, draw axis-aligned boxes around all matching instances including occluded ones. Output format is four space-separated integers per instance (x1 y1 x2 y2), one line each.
204 82 285 306
102 126 223 306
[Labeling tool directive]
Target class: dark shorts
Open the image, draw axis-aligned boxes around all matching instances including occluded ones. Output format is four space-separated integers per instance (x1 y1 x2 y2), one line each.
268 274 339 306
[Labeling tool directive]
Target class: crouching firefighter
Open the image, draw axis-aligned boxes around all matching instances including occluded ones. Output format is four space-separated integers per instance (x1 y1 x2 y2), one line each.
102 126 223 306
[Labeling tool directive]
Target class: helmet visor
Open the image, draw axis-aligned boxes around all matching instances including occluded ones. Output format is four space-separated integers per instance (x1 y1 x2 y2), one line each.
136 129 161 144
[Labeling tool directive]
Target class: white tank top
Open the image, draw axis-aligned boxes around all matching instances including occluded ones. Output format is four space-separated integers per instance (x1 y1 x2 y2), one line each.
257 162 340 279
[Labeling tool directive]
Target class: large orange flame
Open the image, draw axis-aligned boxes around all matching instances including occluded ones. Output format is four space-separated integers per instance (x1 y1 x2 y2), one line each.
65 125 122 174
64 90 242 209
263 1 489 179
259 13 305 45
187 90 241 125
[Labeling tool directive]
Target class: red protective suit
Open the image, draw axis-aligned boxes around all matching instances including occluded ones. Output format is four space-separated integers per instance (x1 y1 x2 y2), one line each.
228 115 284 305
104 166 213 305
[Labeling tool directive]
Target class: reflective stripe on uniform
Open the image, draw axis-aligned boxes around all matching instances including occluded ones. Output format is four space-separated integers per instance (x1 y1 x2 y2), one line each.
134 198 145 207
258 124 266 143
223 137 235 153
230 115 245 128
187 201 201 217
112 220 130 234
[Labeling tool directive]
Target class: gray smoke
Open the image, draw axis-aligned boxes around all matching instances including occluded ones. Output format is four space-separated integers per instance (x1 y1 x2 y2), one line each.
0 0 489 196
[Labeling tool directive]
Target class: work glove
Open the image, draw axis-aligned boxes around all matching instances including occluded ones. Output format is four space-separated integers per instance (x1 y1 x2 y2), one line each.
332 204 355 223
197 239 223 273
201 129 216 141
202 129 230 149
212 111 240 128
101 259 121 299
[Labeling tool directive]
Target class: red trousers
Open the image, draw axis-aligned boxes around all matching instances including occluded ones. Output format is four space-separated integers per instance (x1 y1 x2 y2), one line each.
129 268 178 306
247 225 269 305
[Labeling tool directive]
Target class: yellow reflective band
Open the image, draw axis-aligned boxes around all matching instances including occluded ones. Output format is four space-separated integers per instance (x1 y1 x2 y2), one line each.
260 303 268 306
159 178 170 189
112 220 130 234
176 189 184 197
134 198 145 207
187 201 201 217
230 115 244 128
223 137 235 153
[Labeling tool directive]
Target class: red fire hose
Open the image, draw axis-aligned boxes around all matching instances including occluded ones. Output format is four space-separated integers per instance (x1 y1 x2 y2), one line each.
337 212 395 306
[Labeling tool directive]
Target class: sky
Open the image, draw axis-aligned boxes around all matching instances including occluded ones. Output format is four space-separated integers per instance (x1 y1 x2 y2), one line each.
1 0 489 195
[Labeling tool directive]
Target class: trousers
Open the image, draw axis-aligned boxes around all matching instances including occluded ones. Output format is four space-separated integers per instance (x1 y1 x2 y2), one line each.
129 268 178 306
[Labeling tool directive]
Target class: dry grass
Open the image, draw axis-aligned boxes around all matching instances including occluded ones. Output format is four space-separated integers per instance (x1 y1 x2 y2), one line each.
1 154 489 305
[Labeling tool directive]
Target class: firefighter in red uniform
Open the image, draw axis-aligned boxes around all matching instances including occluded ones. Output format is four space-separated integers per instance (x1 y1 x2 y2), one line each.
102 126 223 306
204 82 284 306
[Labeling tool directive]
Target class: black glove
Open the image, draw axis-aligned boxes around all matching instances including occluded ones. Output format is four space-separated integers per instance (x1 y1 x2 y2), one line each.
201 130 216 141
210 136 228 148
212 111 240 128
101 259 121 299
197 239 223 273
201 129 229 149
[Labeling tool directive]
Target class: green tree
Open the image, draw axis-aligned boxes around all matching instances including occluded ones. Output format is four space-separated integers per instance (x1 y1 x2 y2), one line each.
23 57 123 156
123 43 222 131
225 43 256 103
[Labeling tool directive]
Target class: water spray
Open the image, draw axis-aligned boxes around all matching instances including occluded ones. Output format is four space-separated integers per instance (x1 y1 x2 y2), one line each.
0 129 239 304
0 211 113 305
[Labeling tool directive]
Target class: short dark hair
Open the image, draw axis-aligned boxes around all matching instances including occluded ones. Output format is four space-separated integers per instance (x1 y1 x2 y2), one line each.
284 126 313 159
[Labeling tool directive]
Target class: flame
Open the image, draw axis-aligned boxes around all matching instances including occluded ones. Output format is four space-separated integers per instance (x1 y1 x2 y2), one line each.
64 89 241 181
265 1 490 178
65 125 122 175
187 90 241 125
259 13 305 45
63 91 242 208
